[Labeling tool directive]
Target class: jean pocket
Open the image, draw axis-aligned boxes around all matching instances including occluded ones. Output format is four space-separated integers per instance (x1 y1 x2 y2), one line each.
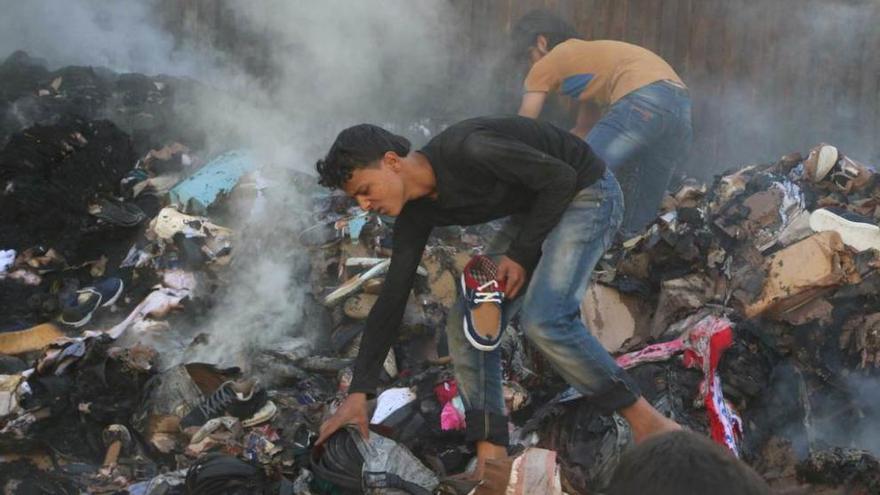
624 101 666 131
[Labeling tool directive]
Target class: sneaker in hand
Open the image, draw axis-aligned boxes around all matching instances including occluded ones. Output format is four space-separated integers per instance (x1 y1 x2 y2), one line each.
460 255 507 352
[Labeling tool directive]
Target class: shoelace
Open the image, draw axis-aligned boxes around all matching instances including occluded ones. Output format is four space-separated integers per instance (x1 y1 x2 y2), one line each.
198 383 238 418
71 288 102 308
474 280 503 304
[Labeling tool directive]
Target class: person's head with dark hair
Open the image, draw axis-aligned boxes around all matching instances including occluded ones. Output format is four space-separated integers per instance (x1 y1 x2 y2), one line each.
605 431 771 495
511 9 581 64
316 124 422 216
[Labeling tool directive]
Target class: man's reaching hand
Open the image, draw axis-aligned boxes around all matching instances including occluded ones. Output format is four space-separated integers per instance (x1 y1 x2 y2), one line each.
496 256 526 299
316 392 369 445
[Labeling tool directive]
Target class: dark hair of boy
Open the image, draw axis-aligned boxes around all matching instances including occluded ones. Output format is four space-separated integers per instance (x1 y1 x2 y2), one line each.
605 431 772 495
316 124 411 189
511 9 582 55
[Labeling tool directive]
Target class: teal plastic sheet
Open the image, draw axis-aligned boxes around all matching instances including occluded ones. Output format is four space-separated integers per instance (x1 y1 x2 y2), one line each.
169 150 255 214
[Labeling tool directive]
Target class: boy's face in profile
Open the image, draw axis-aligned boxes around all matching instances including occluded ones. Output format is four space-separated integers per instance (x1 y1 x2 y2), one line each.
342 153 407 217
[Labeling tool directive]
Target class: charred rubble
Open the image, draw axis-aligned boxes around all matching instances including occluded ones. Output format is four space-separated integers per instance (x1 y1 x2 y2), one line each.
1 50 880 494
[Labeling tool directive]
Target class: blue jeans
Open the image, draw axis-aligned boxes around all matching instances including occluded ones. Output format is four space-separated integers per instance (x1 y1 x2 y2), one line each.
445 171 640 446
586 80 693 236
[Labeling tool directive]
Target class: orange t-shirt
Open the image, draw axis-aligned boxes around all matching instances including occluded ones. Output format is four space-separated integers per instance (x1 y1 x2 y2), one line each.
524 39 685 108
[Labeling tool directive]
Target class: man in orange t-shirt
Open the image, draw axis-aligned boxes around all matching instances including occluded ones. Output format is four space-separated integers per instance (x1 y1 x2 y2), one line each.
514 10 692 236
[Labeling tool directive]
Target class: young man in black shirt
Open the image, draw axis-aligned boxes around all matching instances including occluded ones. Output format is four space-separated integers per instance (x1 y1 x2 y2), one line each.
314 116 680 479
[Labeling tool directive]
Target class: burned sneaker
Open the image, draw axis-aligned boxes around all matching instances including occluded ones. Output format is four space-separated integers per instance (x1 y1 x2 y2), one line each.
60 289 102 327
93 277 124 307
803 143 838 182
241 400 277 428
460 255 506 352
59 277 124 327
827 155 875 193
180 379 266 430
809 208 880 252
88 198 147 227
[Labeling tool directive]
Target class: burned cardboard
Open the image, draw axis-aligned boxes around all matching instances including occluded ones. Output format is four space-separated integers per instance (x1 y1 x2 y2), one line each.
581 282 652 352
745 232 861 318
649 273 716 339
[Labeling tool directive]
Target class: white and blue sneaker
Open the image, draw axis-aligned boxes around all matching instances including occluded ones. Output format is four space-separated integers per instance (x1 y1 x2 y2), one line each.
460 255 506 352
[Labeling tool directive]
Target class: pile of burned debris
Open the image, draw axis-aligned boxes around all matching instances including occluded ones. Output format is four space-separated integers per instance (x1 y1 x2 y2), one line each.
2 50 880 494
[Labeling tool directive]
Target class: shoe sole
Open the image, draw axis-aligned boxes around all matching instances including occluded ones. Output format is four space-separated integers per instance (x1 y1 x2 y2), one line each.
809 208 880 252
101 280 124 307
324 259 391 306
813 145 838 182
60 310 94 328
241 400 277 427
460 274 502 352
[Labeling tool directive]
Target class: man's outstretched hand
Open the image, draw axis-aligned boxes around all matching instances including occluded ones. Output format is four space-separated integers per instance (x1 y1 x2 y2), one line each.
496 256 526 299
316 392 369 445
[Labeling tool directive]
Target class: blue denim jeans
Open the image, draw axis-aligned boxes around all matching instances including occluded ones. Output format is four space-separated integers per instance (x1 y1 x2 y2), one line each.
445 170 641 446
586 80 693 236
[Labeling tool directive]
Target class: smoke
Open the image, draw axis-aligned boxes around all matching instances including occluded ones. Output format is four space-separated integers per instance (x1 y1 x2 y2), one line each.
0 0 480 369
809 372 880 456
690 1 878 175
173 1 466 367
0 0 209 76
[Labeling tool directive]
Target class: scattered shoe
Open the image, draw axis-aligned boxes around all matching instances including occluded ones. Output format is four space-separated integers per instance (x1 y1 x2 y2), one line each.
241 400 277 428
179 379 267 430
60 289 102 327
803 143 875 193
88 198 147 227
809 208 880 252
804 143 838 183
827 155 875 193
324 258 391 306
59 277 125 327
93 277 125 307
460 255 506 352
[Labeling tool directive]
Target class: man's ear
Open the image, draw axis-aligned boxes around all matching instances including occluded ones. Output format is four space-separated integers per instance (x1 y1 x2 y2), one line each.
383 151 402 171
536 34 549 54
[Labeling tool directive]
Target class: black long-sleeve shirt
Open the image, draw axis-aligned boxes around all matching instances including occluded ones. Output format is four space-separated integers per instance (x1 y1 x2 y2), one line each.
349 116 606 395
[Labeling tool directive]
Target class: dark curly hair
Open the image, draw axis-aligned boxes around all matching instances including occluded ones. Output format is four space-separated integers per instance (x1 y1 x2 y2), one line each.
511 9 581 55
315 124 411 189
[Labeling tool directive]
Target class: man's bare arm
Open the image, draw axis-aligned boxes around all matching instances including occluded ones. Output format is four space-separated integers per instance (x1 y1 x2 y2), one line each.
518 91 547 118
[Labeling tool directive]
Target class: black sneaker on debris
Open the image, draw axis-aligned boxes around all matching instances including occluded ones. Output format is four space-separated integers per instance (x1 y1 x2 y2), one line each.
59 277 125 327
93 277 124 307
60 289 102 327
180 379 267 430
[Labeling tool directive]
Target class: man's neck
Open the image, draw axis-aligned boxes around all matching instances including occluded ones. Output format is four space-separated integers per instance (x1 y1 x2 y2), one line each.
405 151 439 201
